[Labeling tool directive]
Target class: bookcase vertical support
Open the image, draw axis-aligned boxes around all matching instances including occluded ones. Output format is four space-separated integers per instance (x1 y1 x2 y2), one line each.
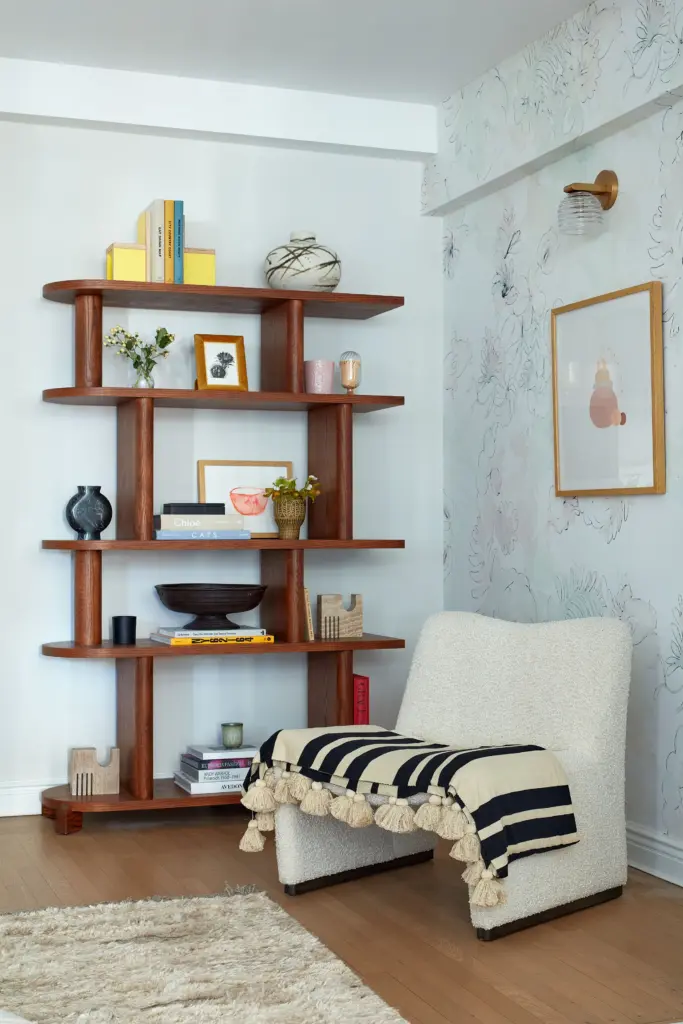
73 550 102 645
307 404 353 539
116 398 154 540
260 300 304 392
260 550 304 642
116 658 154 800
74 294 102 387
307 650 354 726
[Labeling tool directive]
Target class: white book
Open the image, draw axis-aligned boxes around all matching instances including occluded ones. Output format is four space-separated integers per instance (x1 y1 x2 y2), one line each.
186 744 258 761
173 770 244 795
148 199 165 283
158 627 266 638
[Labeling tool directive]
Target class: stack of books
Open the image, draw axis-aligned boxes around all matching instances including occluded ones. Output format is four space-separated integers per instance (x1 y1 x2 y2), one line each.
150 627 274 646
135 200 216 286
155 502 251 541
173 743 258 795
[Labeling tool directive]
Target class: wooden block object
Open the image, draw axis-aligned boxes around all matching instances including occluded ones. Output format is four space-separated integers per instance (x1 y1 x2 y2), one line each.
106 244 147 282
317 594 363 639
69 748 120 797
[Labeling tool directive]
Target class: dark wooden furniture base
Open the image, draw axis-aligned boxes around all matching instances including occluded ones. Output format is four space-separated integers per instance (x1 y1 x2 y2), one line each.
41 780 244 833
475 885 623 941
283 849 435 895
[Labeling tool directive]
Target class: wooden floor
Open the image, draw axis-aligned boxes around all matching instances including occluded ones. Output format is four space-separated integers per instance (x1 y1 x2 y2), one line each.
1 809 682 1024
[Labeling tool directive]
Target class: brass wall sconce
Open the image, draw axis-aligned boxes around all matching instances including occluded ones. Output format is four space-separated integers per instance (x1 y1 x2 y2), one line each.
558 170 619 236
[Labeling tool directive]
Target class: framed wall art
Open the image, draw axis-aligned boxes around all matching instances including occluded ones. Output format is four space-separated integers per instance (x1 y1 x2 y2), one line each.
195 334 248 391
550 281 664 497
198 460 293 537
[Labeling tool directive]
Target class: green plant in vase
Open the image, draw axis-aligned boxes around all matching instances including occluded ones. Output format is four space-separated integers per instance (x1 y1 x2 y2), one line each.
264 475 321 540
104 325 175 388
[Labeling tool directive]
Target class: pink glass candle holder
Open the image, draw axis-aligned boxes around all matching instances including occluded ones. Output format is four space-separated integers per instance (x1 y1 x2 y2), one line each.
304 359 335 394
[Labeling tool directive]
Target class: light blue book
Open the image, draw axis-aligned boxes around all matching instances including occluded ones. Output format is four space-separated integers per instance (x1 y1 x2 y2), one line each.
155 529 251 540
173 200 184 284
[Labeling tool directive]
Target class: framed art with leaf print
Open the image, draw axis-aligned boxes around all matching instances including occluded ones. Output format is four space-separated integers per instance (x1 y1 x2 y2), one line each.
195 334 248 391
551 281 664 497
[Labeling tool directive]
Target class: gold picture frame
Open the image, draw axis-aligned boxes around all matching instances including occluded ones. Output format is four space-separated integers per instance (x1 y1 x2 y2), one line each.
198 459 293 538
551 281 664 497
195 334 248 391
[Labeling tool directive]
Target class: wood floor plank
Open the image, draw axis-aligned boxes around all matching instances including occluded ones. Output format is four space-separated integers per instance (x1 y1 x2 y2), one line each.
1 812 682 1024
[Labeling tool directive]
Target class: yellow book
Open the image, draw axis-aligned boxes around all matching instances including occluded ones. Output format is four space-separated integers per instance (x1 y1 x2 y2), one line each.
136 209 151 280
106 243 147 282
150 634 274 646
184 248 216 286
164 199 174 283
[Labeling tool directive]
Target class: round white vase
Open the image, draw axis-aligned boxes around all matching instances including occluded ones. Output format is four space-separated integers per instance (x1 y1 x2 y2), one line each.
264 231 341 291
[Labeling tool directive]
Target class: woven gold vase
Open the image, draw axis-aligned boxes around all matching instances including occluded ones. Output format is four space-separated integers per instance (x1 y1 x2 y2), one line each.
274 496 307 539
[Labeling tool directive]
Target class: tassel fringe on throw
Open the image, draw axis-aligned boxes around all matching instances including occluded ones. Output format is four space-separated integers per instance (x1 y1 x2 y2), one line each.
239 772 505 908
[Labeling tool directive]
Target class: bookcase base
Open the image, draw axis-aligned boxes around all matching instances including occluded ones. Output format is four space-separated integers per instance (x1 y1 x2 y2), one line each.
41 781 244 834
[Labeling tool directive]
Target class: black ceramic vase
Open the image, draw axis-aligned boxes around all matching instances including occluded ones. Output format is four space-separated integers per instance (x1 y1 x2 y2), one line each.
65 486 113 540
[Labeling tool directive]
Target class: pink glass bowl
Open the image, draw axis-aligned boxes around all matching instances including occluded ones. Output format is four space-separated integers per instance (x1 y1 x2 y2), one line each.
230 486 269 516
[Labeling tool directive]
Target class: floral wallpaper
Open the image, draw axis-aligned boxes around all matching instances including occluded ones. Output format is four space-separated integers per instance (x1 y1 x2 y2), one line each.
443 95 683 842
425 0 683 214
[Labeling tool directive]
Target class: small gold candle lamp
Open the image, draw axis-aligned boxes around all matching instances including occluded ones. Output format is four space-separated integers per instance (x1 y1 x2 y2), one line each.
340 350 361 394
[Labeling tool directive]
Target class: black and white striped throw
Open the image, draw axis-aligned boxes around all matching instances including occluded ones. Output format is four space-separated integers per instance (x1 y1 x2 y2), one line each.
241 725 579 905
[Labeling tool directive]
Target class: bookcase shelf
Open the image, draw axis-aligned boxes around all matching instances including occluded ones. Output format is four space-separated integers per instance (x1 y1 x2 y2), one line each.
40 279 406 834
43 387 404 413
43 635 405 659
43 539 405 551
43 280 404 319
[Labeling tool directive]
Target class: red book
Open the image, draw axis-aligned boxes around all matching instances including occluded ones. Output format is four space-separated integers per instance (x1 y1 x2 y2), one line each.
353 674 370 725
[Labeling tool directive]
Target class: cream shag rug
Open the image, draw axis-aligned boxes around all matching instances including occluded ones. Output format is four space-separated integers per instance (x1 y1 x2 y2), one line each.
0 890 405 1023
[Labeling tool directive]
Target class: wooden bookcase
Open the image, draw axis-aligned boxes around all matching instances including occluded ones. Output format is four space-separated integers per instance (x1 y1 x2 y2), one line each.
39 280 406 834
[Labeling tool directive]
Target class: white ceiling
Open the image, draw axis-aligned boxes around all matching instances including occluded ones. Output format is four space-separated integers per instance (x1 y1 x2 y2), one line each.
0 0 589 104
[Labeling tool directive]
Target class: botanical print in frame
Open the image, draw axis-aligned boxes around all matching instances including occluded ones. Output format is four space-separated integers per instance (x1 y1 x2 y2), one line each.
551 282 664 497
195 334 248 391
198 460 293 537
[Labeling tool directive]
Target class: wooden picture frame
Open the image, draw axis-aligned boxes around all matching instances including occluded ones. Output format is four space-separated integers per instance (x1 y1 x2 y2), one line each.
198 459 293 538
551 281 665 496
195 334 248 391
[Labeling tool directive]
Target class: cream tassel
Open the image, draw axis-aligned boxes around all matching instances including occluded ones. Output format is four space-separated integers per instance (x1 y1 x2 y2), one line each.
347 793 375 827
414 795 442 832
241 779 277 813
300 780 332 816
239 820 265 852
471 869 507 907
330 790 354 823
256 810 275 832
436 798 468 841
461 859 485 886
449 823 481 863
374 797 393 827
273 770 297 805
376 797 417 833
264 769 277 790
288 772 312 802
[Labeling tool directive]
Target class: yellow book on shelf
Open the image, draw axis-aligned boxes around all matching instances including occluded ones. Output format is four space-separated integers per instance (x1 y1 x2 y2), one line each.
164 199 174 283
184 248 216 286
150 634 274 646
106 243 147 282
136 208 151 280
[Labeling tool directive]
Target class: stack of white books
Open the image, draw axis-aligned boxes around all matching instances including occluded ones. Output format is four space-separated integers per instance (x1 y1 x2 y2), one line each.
173 743 258 795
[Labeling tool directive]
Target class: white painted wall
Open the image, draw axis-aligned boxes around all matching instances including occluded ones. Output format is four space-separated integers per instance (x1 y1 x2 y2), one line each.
0 119 442 815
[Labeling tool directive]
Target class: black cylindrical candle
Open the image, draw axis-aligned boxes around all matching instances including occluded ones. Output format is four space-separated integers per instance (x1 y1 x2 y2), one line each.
112 616 137 645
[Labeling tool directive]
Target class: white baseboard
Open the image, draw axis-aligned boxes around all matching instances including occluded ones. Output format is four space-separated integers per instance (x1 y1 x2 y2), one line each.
0 779 65 818
627 822 683 887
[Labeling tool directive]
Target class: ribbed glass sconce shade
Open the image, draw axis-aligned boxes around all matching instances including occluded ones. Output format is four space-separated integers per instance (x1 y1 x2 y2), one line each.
558 191 604 235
